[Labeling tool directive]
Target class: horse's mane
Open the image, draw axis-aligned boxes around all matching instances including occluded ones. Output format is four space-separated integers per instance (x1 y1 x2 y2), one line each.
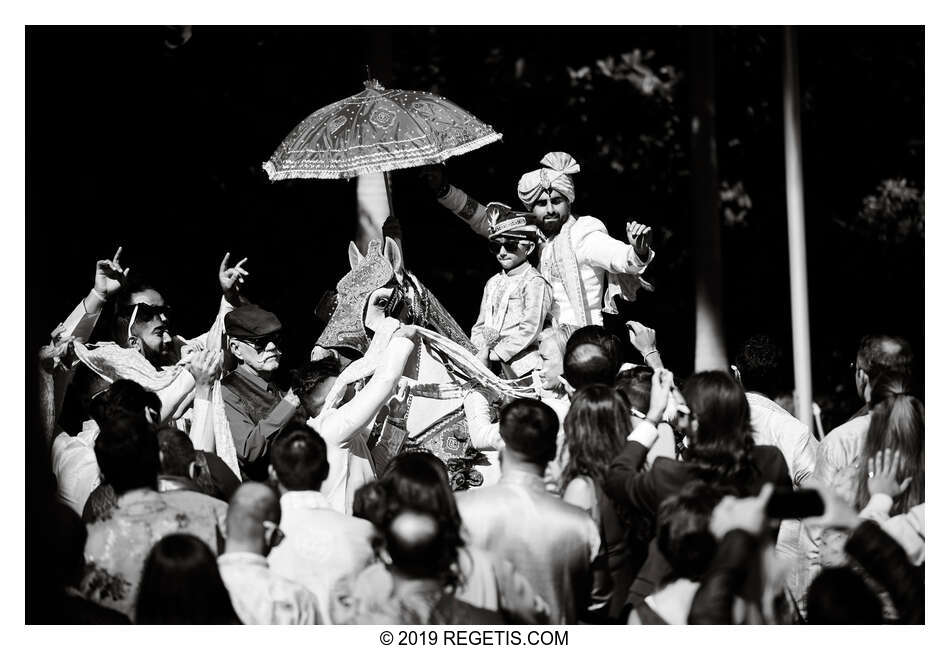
404 272 477 355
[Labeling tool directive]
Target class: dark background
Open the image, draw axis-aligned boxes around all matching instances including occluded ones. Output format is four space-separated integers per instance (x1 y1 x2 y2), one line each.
26 25 923 432
25 24 923 622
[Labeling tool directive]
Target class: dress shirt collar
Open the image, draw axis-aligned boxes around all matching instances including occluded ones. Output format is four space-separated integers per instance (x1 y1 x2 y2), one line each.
280 490 332 511
218 551 269 569
499 467 547 492
158 475 201 494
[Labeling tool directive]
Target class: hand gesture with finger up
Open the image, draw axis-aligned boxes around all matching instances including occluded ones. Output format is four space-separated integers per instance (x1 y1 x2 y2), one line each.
219 252 249 304
94 246 130 299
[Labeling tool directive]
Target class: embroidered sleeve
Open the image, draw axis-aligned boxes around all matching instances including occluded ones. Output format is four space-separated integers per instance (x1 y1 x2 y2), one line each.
437 185 491 239
574 216 654 275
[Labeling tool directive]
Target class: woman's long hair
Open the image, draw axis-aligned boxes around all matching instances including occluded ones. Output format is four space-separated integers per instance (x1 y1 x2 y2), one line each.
354 451 465 591
681 370 757 491
853 371 924 514
135 533 240 624
561 384 631 490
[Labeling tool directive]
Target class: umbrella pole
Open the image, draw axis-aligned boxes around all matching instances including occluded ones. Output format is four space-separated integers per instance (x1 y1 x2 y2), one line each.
381 171 404 254
356 172 403 255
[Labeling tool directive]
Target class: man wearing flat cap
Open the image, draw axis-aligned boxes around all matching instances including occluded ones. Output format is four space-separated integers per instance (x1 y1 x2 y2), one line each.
221 304 301 480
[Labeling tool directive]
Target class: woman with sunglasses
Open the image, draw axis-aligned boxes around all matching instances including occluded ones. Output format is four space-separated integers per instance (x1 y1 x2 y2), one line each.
470 203 552 381
605 369 792 611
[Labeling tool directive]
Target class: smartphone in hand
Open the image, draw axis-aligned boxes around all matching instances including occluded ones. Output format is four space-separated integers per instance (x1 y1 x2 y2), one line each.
766 488 825 520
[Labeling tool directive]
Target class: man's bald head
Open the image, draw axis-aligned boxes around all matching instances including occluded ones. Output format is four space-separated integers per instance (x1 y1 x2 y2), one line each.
226 482 281 547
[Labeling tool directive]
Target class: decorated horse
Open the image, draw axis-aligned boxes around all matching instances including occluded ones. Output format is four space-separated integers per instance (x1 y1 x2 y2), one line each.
315 237 534 489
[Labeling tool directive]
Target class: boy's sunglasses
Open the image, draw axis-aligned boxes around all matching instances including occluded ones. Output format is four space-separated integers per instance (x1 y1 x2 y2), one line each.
488 238 531 255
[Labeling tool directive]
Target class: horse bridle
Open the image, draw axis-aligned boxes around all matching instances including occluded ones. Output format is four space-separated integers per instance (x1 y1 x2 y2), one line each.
383 273 429 327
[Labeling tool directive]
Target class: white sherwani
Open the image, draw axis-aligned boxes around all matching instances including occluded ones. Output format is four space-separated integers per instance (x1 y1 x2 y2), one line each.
439 186 654 327
539 215 653 326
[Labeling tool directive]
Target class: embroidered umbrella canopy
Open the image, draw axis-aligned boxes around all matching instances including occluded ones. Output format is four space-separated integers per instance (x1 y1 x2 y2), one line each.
262 80 503 181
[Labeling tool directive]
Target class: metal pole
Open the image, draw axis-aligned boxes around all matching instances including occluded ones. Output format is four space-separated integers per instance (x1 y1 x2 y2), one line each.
782 27 814 426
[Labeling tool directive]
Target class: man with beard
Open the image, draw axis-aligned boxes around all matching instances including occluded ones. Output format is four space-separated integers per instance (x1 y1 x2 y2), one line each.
112 251 248 368
421 152 655 328
43 251 247 510
47 248 249 425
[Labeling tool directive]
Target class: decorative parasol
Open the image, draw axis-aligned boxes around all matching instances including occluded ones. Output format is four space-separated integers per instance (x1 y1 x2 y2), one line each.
262 79 502 181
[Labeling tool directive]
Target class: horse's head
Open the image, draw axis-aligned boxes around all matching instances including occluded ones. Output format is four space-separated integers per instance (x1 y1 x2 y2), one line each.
316 237 418 357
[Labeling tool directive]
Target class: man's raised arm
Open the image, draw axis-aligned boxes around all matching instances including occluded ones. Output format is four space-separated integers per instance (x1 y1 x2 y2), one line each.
52 246 130 344
180 252 249 352
418 164 492 239
319 329 417 449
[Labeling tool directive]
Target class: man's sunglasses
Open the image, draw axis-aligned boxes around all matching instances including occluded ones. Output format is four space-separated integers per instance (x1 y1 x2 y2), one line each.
236 333 283 352
121 303 172 343
488 238 531 255
119 302 172 322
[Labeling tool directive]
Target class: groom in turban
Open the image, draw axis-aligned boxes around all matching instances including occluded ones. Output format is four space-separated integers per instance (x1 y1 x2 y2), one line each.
422 153 655 327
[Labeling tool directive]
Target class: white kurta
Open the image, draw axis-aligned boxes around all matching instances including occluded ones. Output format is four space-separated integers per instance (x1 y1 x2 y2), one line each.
439 186 654 327
539 215 653 327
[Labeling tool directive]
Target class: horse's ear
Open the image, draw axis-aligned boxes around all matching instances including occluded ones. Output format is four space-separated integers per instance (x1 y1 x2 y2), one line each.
348 241 364 270
383 237 404 279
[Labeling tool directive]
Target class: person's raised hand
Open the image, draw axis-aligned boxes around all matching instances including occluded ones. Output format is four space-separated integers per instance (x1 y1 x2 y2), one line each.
394 324 421 340
626 320 657 358
94 246 130 299
418 163 447 195
626 221 654 259
868 449 913 499
709 483 774 540
219 252 249 300
187 348 223 387
647 368 673 422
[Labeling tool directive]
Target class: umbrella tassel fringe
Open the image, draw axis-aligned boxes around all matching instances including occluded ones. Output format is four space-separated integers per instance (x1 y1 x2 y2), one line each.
262 133 502 182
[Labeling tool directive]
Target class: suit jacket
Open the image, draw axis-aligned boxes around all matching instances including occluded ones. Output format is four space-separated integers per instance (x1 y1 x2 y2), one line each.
605 440 792 607
456 469 601 624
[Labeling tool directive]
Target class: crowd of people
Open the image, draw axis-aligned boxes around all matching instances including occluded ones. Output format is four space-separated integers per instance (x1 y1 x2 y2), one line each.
31 152 923 625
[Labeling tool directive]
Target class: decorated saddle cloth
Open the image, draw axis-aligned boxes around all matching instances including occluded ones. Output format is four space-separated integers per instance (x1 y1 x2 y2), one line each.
320 320 534 490
542 216 653 326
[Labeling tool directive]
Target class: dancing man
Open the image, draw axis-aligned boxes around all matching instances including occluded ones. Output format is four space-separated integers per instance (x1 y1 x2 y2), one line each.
422 152 655 327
